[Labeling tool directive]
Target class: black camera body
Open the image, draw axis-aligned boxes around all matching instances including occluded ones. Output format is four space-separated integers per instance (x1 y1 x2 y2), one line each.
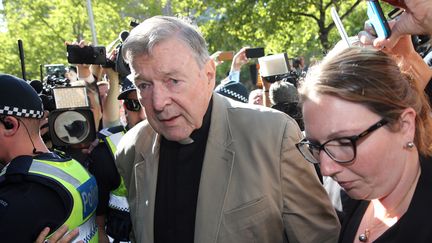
67 45 107 65
108 21 140 79
282 71 301 87
113 43 131 78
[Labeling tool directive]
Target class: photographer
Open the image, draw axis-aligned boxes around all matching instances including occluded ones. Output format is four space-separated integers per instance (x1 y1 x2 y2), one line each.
68 40 124 130
0 74 98 242
258 53 300 107
51 40 124 170
269 80 304 130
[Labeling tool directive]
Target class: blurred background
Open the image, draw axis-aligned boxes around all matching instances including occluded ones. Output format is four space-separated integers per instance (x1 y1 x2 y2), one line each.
0 0 401 85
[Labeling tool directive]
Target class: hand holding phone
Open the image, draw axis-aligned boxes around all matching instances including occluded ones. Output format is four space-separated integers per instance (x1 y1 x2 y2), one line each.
367 0 391 39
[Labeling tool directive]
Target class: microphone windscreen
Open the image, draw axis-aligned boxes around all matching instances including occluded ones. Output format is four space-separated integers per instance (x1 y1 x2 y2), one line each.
119 31 129 42
29 80 43 94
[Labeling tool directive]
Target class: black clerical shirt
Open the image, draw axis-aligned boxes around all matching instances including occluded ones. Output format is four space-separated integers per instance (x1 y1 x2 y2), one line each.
154 99 212 243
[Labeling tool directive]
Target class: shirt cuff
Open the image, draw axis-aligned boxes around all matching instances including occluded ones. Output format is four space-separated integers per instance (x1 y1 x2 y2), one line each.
228 71 240 83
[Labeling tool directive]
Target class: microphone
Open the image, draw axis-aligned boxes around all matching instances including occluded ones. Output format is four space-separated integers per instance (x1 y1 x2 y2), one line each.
29 80 44 94
119 31 129 42
39 94 55 111
18 39 27 81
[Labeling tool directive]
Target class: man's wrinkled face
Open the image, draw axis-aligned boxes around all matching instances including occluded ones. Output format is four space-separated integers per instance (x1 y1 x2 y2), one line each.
130 38 215 141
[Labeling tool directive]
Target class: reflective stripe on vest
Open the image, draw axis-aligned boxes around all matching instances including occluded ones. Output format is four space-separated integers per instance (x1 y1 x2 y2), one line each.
104 131 130 212
75 214 98 243
30 161 81 187
105 131 125 156
29 159 98 243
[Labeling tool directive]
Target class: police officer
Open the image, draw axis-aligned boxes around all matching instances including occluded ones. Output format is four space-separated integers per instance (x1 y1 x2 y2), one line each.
0 74 99 242
89 77 145 243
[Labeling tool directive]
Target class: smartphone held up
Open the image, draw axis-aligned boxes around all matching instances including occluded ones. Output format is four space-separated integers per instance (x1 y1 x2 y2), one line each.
216 51 234 61
367 0 392 39
245 47 265 58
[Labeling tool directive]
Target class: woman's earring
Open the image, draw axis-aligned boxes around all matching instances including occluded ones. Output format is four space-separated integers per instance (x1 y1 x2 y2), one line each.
406 142 415 149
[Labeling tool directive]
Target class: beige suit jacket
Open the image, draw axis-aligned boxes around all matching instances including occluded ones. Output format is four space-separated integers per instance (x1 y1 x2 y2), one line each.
115 93 340 243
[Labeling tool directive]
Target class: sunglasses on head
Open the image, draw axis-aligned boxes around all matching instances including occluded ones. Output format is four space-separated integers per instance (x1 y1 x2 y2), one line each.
123 99 141 112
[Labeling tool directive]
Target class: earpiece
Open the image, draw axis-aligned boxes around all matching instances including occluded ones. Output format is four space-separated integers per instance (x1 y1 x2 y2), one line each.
0 117 14 130
2 120 13 130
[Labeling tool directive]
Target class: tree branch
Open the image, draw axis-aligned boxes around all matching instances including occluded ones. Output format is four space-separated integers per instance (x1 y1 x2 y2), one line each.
286 11 319 22
339 0 362 20
324 0 339 11
325 0 362 31
27 5 66 43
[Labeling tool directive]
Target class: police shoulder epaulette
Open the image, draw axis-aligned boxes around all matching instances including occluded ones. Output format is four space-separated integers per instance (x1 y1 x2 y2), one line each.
98 128 114 138
98 125 125 138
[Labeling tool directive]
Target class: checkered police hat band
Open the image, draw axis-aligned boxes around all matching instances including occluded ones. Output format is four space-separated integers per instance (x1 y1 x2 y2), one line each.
219 87 248 103
0 105 44 119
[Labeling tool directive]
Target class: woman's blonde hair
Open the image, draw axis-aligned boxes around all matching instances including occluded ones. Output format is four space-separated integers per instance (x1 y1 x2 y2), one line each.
299 47 432 156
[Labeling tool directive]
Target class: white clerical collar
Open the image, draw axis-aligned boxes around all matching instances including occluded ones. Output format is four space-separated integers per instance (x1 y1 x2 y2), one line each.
178 137 194 145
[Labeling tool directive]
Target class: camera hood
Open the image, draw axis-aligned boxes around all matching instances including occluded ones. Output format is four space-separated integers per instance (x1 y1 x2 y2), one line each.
258 53 290 83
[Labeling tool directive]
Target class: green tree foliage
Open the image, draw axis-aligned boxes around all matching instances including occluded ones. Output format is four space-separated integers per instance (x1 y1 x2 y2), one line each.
170 0 367 57
0 0 135 79
0 0 377 83
169 0 369 82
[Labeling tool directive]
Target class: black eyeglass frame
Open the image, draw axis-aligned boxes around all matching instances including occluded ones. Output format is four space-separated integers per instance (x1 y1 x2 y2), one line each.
123 99 141 112
296 119 389 164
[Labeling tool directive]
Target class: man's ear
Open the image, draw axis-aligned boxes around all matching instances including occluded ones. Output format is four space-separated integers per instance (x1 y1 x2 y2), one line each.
204 58 216 87
2 116 20 136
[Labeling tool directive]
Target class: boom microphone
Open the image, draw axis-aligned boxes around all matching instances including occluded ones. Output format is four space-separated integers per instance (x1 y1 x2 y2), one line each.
119 30 129 42
29 80 44 94
18 39 26 81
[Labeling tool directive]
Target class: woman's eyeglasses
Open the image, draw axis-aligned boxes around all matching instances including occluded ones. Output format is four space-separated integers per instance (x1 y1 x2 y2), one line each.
124 99 141 112
296 119 388 164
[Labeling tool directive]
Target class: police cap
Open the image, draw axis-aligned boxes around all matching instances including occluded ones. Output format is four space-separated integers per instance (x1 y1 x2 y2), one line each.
0 74 44 119
117 76 136 100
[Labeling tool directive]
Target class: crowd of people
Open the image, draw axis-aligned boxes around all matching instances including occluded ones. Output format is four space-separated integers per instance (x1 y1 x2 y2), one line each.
1 0 432 242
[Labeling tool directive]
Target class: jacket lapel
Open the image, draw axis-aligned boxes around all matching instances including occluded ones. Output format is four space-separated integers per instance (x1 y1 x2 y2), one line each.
194 94 235 243
134 133 161 243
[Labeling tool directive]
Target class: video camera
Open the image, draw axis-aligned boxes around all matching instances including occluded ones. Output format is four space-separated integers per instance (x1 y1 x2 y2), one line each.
66 20 139 79
29 64 96 148
15 38 96 149
258 53 301 87
106 20 140 79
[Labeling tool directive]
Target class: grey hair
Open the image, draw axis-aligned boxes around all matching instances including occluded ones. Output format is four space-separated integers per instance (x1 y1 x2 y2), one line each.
122 16 210 68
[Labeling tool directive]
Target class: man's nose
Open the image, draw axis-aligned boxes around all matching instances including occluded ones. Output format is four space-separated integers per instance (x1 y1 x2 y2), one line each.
152 84 171 111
